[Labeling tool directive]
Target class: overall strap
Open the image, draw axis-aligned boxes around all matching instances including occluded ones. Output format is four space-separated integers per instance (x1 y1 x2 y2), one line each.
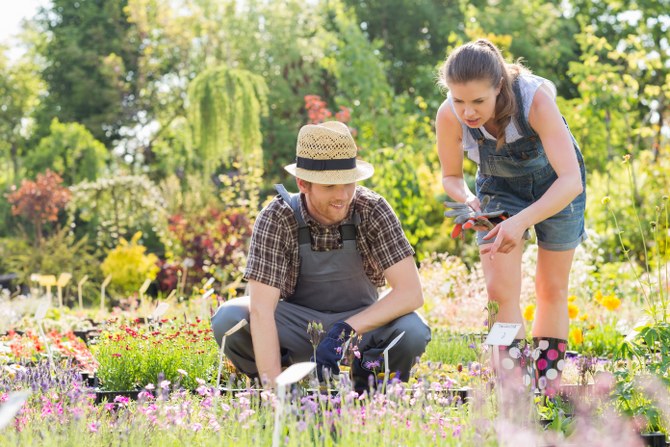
467 125 485 141
274 184 310 245
339 212 360 241
512 77 537 137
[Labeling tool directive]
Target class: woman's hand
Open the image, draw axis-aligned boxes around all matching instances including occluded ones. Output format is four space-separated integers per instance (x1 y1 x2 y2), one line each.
464 195 481 213
480 215 528 259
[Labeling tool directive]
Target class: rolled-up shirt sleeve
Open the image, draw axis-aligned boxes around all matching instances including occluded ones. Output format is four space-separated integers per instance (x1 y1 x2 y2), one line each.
243 201 296 293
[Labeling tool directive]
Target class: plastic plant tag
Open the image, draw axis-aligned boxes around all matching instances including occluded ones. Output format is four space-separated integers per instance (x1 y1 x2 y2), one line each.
202 288 215 299
139 279 152 295
34 301 49 321
273 362 317 447
382 331 405 392
150 302 169 320
77 275 88 310
100 274 112 311
624 317 651 343
224 319 248 337
216 319 248 387
275 362 316 387
0 390 31 430
484 323 522 346
204 277 215 288
57 273 72 288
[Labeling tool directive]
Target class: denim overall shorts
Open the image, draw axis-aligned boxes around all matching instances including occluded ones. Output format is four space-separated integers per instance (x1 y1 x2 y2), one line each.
471 80 587 251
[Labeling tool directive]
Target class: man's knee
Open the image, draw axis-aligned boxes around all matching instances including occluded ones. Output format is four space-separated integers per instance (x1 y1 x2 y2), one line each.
391 314 431 362
210 297 250 346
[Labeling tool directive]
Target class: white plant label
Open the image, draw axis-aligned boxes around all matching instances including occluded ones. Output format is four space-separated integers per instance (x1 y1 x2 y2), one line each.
150 302 170 320
139 279 152 295
202 288 215 299
484 323 522 347
34 302 49 321
275 362 316 387
0 391 31 430
224 319 248 336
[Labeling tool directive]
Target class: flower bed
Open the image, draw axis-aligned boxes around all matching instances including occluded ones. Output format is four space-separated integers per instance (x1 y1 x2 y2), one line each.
92 318 220 391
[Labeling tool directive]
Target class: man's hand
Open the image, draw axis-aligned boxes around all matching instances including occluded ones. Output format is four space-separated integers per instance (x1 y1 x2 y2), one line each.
313 321 354 382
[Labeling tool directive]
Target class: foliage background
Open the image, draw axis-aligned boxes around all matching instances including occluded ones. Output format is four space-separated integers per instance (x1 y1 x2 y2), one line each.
0 0 668 302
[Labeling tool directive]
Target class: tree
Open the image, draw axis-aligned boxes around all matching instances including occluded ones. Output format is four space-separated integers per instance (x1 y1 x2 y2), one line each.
0 49 42 185
462 0 581 99
570 0 670 159
343 0 465 98
36 0 140 147
6 170 71 245
187 67 268 177
24 118 108 185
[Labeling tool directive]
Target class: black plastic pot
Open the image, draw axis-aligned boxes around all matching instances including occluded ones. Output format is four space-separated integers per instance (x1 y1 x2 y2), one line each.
639 432 666 447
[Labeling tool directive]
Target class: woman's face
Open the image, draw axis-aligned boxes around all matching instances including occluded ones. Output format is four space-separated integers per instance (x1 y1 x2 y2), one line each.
448 79 501 128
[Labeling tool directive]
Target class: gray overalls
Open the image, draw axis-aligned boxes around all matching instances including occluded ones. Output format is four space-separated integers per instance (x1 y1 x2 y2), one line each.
211 185 431 383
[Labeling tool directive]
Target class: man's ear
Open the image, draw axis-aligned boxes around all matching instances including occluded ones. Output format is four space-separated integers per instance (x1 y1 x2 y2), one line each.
296 177 310 193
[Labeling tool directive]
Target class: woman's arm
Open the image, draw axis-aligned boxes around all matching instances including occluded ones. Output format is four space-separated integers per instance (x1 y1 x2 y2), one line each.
436 100 481 211
481 84 583 257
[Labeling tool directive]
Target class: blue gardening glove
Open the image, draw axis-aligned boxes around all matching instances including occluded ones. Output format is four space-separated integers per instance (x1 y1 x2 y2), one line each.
312 321 354 382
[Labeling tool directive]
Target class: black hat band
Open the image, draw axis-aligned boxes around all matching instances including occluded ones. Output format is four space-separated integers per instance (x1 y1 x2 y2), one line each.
296 156 357 171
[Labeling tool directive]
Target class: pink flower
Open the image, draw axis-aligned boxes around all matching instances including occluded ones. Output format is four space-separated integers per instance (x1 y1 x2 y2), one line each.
88 422 99 433
113 396 130 405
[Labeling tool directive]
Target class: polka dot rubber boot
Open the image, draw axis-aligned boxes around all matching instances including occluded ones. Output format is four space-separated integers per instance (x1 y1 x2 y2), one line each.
496 339 533 391
532 337 567 398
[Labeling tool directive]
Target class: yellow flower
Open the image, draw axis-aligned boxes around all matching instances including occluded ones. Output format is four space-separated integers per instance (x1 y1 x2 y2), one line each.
601 196 611 205
601 295 621 311
569 327 584 345
568 295 577 302
568 303 580 319
523 304 536 321
594 290 603 304
579 313 589 322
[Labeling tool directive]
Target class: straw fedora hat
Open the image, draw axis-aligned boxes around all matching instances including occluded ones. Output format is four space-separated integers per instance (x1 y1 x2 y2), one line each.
284 121 374 184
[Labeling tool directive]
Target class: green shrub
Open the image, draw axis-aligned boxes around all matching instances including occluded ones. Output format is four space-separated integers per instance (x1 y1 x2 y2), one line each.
101 232 159 296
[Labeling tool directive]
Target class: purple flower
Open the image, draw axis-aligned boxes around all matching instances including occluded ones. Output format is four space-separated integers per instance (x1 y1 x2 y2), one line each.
364 360 380 370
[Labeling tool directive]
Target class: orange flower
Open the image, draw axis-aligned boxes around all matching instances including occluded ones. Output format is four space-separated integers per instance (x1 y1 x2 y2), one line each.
569 327 584 345
523 304 536 321
601 295 621 311
568 303 580 319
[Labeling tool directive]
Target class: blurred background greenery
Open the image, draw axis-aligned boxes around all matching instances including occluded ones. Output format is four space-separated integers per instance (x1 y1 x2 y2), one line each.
0 0 668 306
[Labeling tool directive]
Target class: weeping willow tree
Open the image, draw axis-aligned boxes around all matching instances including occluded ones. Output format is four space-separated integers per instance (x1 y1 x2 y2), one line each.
187 67 268 178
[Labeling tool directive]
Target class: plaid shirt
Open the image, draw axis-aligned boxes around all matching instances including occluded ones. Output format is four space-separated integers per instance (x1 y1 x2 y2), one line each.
244 185 414 298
